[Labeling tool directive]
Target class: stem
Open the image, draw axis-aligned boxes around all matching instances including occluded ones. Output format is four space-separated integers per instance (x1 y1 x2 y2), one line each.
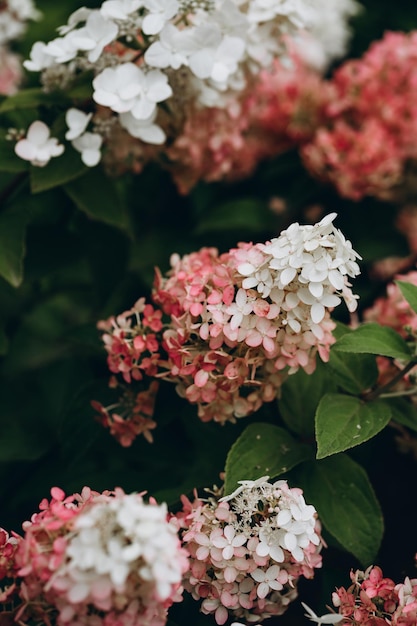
0 171 28 209
380 387 417 399
363 359 417 402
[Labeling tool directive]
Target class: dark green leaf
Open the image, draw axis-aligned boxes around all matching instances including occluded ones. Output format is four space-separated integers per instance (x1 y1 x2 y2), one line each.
0 88 67 113
30 147 87 193
333 323 412 361
279 361 336 437
0 140 29 172
195 198 272 234
293 455 383 565
64 169 129 230
224 423 312 495
386 397 417 432
315 393 391 459
328 324 378 394
0 204 30 286
396 280 417 316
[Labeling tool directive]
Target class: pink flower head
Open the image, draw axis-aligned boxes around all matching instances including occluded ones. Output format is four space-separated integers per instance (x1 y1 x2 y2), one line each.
15 487 188 626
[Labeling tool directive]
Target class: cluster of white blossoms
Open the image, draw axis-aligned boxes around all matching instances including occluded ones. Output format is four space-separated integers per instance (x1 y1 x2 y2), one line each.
293 0 360 71
16 487 189 626
17 0 360 167
233 212 361 334
0 0 40 45
174 476 323 624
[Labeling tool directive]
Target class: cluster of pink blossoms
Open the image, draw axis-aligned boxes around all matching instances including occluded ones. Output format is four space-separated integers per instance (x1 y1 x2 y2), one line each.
0 487 188 626
364 271 417 337
305 566 417 625
125 55 333 194
97 214 361 441
172 476 323 625
301 31 417 201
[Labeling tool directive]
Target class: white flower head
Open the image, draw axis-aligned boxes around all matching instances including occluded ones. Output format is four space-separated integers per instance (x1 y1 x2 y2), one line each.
142 0 179 35
71 132 103 166
14 120 64 167
57 492 186 603
23 41 55 72
93 63 172 119
119 111 166 144
100 0 143 21
65 108 92 140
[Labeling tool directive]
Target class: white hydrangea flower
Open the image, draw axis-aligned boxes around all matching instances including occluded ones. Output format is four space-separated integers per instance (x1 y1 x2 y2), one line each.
189 32 246 84
93 63 172 119
0 0 40 44
100 0 143 21
14 120 64 167
142 0 179 35
69 11 119 63
119 110 166 144
65 108 92 140
57 7 93 35
58 493 185 603
71 132 103 166
144 23 195 70
23 41 55 72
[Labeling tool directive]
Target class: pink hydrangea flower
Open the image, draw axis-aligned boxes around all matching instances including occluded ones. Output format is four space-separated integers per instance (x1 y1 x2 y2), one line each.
0 46 22 95
12 486 188 626
302 31 417 201
172 477 323 624
97 215 360 438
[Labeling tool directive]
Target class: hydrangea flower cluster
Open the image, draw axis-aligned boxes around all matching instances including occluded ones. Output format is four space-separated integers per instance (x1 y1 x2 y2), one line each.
0 0 39 95
161 55 333 194
0 0 39 44
17 0 358 174
3 486 188 626
305 566 417 625
97 214 360 438
364 271 417 337
301 31 417 201
172 476 323 625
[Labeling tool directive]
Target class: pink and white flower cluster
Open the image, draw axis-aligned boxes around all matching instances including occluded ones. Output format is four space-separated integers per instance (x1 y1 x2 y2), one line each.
97 214 360 436
19 0 357 172
2 486 188 626
306 565 417 625
173 476 323 624
0 0 39 95
162 54 333 194
301 31 417 201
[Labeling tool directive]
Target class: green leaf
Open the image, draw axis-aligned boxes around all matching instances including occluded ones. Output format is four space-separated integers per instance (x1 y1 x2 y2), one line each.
64 169 128 230
293 454 383 565
315 393 391 459
0 88 67 113
333 323 412 361
386 397 417 432
279 361 336 437
328 324 378 394
30 147 87 193
0 204 30 287
224 423 312 496
195 198 272 234
396 280 417 315
0 140 29 172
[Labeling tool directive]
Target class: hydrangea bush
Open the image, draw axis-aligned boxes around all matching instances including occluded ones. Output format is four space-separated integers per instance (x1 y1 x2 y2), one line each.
3 1 417 626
